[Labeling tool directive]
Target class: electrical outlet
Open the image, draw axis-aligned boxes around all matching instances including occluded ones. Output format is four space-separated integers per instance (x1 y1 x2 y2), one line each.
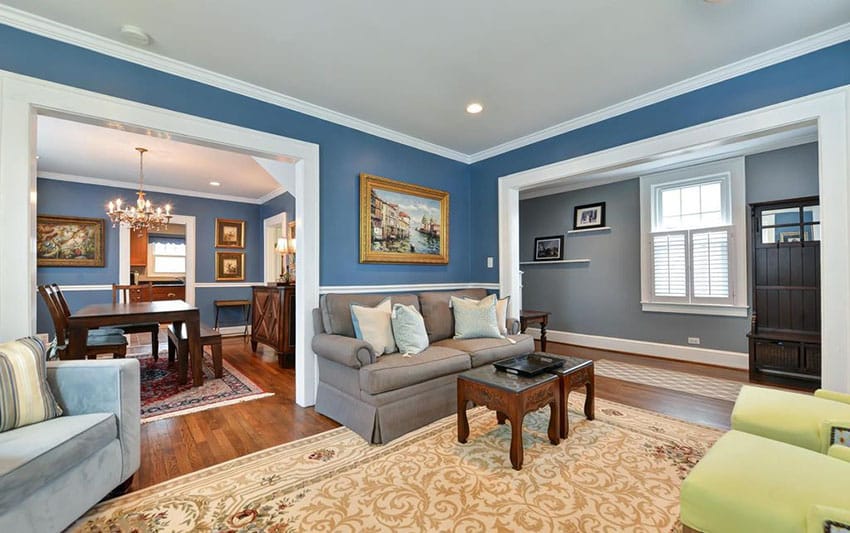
687 337 701 345
487 256 494 268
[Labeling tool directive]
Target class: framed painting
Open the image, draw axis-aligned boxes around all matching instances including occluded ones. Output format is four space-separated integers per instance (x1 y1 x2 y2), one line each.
215 218 245 248
215 251 245 281
534 235 564 261
573 202 606 230
360 173 449 264
37 215 105 267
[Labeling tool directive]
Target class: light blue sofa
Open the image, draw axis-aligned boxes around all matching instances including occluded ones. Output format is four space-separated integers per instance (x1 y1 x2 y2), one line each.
0 359 141 532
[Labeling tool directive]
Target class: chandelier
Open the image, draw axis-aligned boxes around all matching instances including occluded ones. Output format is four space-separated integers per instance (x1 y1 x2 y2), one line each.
106 147 173 231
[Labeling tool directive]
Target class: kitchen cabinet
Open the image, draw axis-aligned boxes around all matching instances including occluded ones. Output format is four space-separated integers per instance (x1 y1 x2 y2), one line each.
130 228 148 267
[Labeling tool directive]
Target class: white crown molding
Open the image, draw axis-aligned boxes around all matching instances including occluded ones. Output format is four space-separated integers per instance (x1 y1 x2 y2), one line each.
525 327 748 370
468 23 850 163
256 187 289 205
38 171 270 205
0 4 469 164
319 282 500 294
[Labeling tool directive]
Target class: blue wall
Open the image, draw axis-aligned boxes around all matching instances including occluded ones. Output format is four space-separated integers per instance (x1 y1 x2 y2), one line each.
260 192 296 222
0 23 472 288
470 41 850 282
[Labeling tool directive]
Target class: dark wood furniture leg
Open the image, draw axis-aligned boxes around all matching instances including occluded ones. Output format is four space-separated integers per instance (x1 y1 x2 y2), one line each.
67 323 88 360
558 361 595 439
211 337 223 378
539 314 548 352
185 313 203 387
457 382 469 444
508 408 525 470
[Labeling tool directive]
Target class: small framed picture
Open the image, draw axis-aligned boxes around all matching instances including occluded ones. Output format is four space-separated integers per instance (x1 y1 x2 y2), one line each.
215 252 245 281
534 235 564 261
215 218 245 248
573 202 606 230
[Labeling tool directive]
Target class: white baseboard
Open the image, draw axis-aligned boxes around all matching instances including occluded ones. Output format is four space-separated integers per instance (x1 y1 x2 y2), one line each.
525 327 748 369
217 325 251 337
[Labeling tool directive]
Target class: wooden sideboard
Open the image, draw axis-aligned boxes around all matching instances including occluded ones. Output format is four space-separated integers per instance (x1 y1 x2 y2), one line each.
251 285 295 367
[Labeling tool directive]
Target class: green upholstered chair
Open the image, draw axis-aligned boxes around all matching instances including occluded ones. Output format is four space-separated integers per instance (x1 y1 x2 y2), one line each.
730 385 850 454
680 430 850 533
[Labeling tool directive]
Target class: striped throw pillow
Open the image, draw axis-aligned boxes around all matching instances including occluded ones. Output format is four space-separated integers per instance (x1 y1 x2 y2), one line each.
0 337 62 432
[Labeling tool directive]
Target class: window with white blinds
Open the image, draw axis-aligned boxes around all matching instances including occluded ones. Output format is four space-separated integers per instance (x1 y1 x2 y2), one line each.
691 229 730 300
652 232 687 298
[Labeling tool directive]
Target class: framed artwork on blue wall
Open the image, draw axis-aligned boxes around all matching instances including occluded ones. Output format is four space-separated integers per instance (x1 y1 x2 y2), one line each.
216 251 245 281
215 218 245 249
36 215 105 267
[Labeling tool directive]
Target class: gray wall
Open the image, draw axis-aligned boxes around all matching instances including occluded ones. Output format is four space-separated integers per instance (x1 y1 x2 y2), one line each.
519 143 819 353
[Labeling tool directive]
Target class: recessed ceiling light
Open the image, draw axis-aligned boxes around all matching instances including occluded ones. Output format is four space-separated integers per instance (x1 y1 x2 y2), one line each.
209 181 221 187
466 102 483 114
120 25 152 47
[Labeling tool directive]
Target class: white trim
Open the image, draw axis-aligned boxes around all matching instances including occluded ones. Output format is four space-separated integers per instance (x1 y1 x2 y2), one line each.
525 327 749 369
519 259 590 265
217 325 253 337
39 171 271 205
0 70 321 408
195 282 261 289
318 282 500 295
469 23 850 163
256 187 288 205
498 86 850 392
0 4 468 164
263 212 286 284
640 302 749 318
566 227 611 234
49 284 113 292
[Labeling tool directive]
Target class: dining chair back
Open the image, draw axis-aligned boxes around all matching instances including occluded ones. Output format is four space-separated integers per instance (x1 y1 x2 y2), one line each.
50 283 72 317
38 284 69 348
112 283 154 304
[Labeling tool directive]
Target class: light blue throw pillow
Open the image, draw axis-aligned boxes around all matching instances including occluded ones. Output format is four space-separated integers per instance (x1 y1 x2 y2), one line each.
391 303 429 355
450 295 502 339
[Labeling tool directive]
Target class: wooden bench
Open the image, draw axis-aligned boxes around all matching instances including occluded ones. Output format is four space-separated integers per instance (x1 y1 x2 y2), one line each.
166 323 222 385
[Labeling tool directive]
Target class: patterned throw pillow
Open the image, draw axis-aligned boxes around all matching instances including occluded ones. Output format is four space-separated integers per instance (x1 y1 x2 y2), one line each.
350 298 397 355
0 337 62 432
391 303 429 356
464 295 510 336
451 295 502 340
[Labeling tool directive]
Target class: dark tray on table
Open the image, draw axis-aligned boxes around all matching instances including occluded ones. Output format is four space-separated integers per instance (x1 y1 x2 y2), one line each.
492 353 565 377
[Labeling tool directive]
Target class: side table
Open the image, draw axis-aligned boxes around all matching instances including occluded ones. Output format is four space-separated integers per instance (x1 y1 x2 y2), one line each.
548 355 595 439
520 309 551 351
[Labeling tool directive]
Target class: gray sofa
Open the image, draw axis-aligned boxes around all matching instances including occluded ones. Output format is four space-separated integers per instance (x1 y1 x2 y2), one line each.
312 289 534 443
0 359 141 533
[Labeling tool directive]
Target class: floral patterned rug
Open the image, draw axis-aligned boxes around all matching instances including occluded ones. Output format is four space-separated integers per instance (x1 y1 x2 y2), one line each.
71 394 722 532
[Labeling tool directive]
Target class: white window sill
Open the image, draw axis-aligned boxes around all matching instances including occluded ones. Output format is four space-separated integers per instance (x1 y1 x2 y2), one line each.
640 301 749 317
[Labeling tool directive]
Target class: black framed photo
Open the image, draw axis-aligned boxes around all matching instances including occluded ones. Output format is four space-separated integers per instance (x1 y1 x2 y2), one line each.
534 235 564 261
573 202 606 230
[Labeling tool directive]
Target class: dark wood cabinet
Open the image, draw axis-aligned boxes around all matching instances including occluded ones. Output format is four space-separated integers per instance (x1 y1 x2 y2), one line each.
130 228 148 267
748 197 821 388
251 285 295 367
150 285 185 301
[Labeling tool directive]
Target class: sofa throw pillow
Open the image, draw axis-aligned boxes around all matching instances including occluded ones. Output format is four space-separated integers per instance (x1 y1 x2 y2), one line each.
451 295 502 339
391 303 429 356
0 337 62 433
464 295 510 336
350 298 396 355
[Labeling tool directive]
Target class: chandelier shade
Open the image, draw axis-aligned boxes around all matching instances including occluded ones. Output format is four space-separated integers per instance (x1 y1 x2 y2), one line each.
106 147 173 231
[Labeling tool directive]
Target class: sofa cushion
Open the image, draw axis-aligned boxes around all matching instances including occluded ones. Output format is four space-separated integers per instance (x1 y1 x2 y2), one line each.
321 293 420 337
0 337 62 432
0 412 117 511
418 289 487 343
359 346 470 394
433 334 534 367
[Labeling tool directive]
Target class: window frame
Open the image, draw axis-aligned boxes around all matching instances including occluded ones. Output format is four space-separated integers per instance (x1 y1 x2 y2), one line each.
146 240 187 278
639 157 748 317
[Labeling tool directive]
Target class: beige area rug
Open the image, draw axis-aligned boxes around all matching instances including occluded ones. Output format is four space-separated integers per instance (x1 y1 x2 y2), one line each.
71 394 722 532
595 359 745 402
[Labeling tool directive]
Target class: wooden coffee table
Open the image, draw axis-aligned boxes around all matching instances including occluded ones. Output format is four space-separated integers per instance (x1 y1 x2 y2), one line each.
457 365 559 470
547 354 595 439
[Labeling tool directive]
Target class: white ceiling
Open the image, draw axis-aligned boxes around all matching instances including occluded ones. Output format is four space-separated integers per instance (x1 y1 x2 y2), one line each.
36 115 292 201
5 1 850 156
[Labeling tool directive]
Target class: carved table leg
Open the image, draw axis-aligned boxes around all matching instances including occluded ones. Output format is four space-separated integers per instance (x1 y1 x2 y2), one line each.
496 411 507 425
561 382 572 439
509 411 525 470
585 365 596 421
539 316 548 352
457 381 469 444
548 384 560 445
250 340 258 352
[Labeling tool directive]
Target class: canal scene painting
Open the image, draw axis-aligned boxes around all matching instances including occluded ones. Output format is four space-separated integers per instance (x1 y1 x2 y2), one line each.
360 173 449 264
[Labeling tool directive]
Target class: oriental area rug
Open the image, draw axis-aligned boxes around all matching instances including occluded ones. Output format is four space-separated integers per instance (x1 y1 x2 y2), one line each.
71 394 722 532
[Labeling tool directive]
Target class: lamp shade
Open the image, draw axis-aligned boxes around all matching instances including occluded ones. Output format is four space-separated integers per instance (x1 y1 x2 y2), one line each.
276 237 289 254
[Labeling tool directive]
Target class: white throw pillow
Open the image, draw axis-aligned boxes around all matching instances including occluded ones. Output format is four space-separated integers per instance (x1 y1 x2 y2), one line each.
451 295 502 340
463 295 510 336
350 298 396 355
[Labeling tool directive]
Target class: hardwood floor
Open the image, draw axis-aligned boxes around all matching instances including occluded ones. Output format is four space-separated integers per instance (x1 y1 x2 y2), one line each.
130 337 766 493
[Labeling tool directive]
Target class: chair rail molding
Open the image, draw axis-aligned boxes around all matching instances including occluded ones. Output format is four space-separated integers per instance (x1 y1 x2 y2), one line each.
0 69 321 407
499 85 850 392
318 282 501 294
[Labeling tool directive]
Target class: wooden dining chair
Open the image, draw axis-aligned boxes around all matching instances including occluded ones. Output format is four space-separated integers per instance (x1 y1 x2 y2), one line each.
38 284 127 359
111 283 160 359
50 284 125 337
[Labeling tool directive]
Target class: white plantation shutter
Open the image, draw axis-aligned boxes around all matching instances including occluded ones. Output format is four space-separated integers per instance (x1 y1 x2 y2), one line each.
652 232 687 299
691 228 731 301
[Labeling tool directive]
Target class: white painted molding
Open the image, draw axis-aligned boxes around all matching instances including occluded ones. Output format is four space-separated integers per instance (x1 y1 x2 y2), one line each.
0 4 468 164
48 284 113 292
256 187 288 205
519 259 590 265
469 23 850 163
567 227 611 234
39 171 270 205
319 282 500 294
263 212 287 284
195 282 261 289
640 302 749 318
217 325 252 336
526 327 749 370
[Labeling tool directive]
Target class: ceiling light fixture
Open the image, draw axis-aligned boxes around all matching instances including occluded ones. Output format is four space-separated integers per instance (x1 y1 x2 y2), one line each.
209 181 221 187
106 147 173 231
466 102 484 114
120 25 152 47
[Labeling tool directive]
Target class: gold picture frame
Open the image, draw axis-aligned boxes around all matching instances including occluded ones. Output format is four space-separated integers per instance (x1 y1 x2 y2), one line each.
215 218 245 249
360 173 449 264
215 251 245 281
36 215 105 267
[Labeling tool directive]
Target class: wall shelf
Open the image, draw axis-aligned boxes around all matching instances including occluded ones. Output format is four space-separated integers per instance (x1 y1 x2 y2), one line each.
519 259 590 265
567 226 611 234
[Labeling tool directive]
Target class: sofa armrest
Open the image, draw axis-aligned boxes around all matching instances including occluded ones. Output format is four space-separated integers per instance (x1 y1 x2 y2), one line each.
828 444 850 463
46 359 140 483
807 505 850 533
506 318 520 335
312 333 374 368
815 389 850 405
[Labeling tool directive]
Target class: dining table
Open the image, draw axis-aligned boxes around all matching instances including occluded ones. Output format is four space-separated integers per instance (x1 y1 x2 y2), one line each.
65 300 204 387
